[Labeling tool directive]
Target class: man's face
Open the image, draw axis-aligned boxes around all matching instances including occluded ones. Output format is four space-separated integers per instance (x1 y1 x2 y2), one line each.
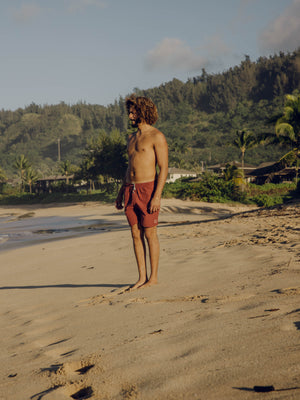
129 106 139 127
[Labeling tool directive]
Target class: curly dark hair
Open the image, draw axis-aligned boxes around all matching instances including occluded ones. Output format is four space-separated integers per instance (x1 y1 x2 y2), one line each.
125 94 158 125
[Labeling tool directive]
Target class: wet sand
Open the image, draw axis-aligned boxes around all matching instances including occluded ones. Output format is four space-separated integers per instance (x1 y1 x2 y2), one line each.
0 199 299 399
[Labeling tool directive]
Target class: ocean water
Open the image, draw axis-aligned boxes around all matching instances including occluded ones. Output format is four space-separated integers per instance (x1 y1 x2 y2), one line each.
0 213 125 251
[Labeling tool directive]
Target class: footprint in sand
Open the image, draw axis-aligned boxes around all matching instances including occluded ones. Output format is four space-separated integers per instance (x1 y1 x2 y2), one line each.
2 307 79 363
35 355 101 399
286 308 300 315
34 383 94 400
120 383 138 399
272 287 300 296
79 286 133 306
274 307 300 333
84 292 210 307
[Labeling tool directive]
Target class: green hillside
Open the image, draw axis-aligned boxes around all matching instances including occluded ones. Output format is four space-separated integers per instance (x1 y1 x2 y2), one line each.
0 49 299 178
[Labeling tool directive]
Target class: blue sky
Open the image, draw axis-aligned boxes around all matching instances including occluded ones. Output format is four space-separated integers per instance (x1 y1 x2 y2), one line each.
1 0 299 110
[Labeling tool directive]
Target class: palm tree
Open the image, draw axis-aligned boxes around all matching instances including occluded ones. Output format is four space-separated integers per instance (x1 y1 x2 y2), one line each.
274 94 300 183
14 155 31 192
232 130 257 169
60 160 72 185
223 163 246 191
24 167 38 194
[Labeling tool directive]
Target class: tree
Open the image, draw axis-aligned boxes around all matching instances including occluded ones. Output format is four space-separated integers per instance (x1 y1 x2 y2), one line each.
75 158 95 193
0 167 7 194
14 154 31 192
223 163 246 192
0 167 6 182
59 160 73 185
232 130 257 168
262 93 300 185
24 167 38 193
76 129 128 193
274 93 300 183
86 130 127 181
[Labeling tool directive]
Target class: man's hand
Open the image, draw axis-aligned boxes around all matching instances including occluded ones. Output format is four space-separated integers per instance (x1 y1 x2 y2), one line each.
115 194 124 210
149 196 160 213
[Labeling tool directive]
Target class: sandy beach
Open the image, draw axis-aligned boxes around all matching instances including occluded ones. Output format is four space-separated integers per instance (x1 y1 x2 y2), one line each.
0 199 299 400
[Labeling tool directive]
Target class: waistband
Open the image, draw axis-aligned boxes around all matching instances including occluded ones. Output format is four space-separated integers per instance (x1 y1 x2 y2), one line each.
125 181 155 188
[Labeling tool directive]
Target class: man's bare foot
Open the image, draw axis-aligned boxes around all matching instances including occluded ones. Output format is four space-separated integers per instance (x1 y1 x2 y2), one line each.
139 279 158 289
127 279 147 291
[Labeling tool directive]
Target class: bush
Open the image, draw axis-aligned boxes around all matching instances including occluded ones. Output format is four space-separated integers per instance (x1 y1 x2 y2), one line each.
251 194 284 207
247 181 297 206
247 182 295 196
163 174 246 203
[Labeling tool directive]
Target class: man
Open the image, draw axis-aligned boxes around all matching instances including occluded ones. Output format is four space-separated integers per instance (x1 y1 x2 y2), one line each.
115 95 168 290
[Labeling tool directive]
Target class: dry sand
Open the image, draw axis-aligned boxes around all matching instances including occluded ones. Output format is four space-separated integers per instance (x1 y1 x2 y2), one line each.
0 199 299 400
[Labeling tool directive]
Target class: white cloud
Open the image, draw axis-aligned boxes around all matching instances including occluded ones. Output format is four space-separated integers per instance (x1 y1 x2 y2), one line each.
12 3 42 23
259 0 300 53
145 38 208 72
145 36 231 73
66 0 107 13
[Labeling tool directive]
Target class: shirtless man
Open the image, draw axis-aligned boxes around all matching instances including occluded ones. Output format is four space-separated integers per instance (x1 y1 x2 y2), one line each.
115 95 168 289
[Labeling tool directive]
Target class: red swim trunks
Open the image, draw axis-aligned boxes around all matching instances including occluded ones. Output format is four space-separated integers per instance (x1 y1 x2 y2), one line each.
124 181 159 228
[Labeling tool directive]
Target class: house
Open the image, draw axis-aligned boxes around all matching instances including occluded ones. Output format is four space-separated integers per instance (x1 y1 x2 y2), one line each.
35 174 75 193
246 162 296 184
207 161 257 175
167 167 197 183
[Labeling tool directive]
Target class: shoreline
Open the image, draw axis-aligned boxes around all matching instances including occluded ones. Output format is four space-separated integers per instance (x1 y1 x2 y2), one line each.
0 199 256 252
0 199 299 399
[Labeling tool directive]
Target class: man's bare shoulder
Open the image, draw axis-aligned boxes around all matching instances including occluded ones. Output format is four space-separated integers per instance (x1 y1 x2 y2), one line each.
154 129 168 149
147 126 167 142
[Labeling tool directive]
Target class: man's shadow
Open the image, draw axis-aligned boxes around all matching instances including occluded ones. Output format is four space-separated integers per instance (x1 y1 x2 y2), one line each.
0 283 130 290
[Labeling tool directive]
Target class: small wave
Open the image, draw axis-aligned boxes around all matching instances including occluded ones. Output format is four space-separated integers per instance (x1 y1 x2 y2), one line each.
0 231 34 241
0 234 9 243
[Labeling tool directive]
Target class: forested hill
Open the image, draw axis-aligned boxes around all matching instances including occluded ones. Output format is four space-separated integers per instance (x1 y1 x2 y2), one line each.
0 49 299 177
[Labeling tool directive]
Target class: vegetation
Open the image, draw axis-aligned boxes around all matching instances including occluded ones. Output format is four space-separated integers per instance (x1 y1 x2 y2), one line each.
231 130 258 168
76 129 127 182
0 49 299 179
272 93 300 183
24 166 39 193
0 49 299 207
0 175 295 208
247 182 296 207
163 174 246 203
14 154 31 192
163 176 296 207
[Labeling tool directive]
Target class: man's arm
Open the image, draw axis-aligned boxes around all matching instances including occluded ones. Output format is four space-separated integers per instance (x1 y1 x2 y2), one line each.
115 178 125 209
116 165 131 209
149 132 168 213
115 136 131 210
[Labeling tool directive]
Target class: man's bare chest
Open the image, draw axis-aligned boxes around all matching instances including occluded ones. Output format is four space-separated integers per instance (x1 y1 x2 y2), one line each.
128 136 153 155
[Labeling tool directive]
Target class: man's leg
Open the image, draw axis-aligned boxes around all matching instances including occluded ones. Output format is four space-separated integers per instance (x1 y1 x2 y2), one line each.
130 223 148 289
143 226 159 287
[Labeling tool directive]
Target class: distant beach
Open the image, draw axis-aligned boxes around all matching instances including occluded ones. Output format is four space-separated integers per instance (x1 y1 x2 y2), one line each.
0 199 299 400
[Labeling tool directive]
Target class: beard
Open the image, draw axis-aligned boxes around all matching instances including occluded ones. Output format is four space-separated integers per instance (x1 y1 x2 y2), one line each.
130 118 140 127
130 113 142 127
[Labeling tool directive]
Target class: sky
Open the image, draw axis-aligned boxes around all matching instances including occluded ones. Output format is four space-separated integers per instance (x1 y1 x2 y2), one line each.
0 0 299 110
